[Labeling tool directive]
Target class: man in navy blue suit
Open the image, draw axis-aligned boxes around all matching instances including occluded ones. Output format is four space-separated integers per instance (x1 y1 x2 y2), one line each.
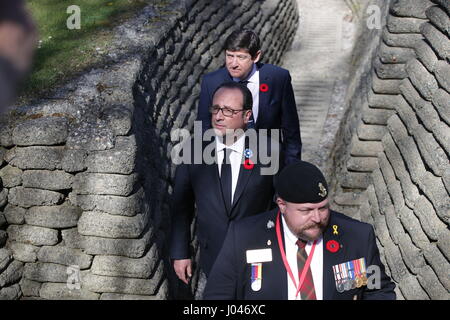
197 29 302 164
170 82 282 290
204 161 396 300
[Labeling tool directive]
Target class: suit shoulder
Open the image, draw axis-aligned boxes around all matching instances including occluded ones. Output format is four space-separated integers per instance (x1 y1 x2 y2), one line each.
203 67 228 80
260 63 290 76
232 209 278 233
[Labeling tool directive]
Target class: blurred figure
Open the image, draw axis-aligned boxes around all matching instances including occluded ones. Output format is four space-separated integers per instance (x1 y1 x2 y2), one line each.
0 0 37 113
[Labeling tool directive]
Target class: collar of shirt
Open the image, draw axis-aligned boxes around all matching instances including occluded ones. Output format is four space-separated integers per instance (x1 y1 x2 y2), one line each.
281 214 324 300
232 63 257 83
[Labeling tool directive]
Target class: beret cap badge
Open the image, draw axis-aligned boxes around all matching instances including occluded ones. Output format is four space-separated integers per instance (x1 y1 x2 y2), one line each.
318 182 327 197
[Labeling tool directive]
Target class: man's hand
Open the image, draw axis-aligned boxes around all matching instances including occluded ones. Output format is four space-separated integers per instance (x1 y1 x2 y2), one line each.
173 259 192 285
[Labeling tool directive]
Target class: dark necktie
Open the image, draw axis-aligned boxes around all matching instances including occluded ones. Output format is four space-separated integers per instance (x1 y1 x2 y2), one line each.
296 239 317 300
238 80 255 128
220 148 232 210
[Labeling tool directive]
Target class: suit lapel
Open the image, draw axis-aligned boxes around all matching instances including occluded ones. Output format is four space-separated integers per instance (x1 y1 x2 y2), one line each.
322 212 347 300
257 63 270 129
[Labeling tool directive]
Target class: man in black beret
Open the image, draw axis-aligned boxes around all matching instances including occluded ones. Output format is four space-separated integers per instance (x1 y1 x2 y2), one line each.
204 161 396 300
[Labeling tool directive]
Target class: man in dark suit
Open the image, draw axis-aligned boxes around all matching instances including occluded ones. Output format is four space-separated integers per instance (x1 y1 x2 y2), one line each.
204 161 396 300
170 82 282 287
197 29 302 164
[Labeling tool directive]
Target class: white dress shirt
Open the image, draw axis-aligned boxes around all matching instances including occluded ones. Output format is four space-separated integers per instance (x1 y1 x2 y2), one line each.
233 63 260 123
216 134 245 204
282 216 324 300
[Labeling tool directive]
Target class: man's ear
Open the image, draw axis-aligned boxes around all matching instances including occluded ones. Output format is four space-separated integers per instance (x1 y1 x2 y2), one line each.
253 50 262 63
276 197 286 213
243 110 252 123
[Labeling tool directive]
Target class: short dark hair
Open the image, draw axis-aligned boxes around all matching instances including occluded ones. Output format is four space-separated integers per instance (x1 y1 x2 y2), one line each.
0 0 33 32
225 29 261 58
212 82 253 111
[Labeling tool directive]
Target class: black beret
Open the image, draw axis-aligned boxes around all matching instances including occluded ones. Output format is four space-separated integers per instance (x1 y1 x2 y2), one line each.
275 161 328 203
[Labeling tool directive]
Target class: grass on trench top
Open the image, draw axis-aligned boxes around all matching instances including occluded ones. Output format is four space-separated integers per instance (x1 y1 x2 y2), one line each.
20 0 149 103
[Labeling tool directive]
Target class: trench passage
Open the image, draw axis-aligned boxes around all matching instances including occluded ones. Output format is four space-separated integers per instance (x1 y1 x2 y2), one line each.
282 0 357 166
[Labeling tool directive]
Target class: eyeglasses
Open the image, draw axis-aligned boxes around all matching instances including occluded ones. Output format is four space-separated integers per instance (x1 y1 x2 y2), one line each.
209 105 245 117
225 53 252 62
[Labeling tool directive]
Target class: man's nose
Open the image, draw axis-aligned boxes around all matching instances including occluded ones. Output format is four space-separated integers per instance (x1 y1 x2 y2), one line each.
310 209 321 223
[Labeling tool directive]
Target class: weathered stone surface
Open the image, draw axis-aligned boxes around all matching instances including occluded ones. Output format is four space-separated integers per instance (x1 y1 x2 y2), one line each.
61 149 87 173
8 241 39 262
413 126 448 177
22 170 73 191
387 15 427 34
414 40 439 73
400 79 440 132
0 213 5 228
422 243 450 289
417 173 450 223
0 248 12 272
69 188 143 216
417 265 450 300
406 59 438 101
383 241 409 283
7 225 58 246
3 205 26 225
397 231 426 274
346 156 379 172
39 283 100 300
73 172 138 196
0 260 23 287
8 187 64 208
340 170 370 189
391 0 435 19
399 274 429 300
413 196 447 241
0 147 5 165
100 292 158 300
398 206 430 250
368 91 401 109
362 107 395 125
426 6 450 36
433 0 450 15
431 89 450 125
0 165 22 188
101 105 132 136
82 261 163 295
434 60 450 93
37 246 92 269
91 243 157 278
85 139 136 174
19 278 41 297
378 153 405 212
421 23 450 60
382 29 423 48
382 134 420 207
0 230 7 247
378 42 416 64
12 117 68 146
375 59 407 79
437 229 450 261
372 75 402 94
5 146 63 170
66 121 115 151
23 262 69 283
350 136 383 157
77 210 148 239
62 226 153 258
0 188 8 208
25 204 81 229
0 283 21 300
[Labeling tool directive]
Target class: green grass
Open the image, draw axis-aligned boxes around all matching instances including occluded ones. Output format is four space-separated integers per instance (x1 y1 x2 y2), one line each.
21 0 149 102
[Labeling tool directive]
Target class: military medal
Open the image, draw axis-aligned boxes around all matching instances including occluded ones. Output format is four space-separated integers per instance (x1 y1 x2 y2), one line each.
342 263 352 291
354 259 363 288
251 263 262 291
333 265 345 293
348 261 357 290
360 257 368 285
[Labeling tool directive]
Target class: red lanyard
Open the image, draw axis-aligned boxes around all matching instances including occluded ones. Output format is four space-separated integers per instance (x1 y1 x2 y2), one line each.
276 210 317 298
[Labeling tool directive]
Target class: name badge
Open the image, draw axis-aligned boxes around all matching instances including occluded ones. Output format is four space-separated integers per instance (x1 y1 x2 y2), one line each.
246 248 272 263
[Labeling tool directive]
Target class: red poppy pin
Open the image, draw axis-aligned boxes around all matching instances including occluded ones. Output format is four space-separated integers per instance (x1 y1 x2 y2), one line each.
326 240 340 253
260 83 269 92
243 159 254 170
